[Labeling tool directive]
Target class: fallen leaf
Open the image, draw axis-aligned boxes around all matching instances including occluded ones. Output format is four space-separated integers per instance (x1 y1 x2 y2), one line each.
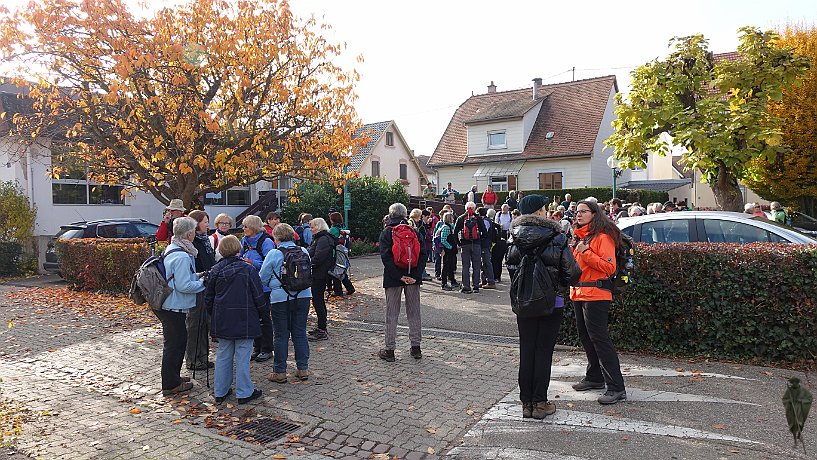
466 409 475 416
712 423 727 430
426 427 437 434
130 407 142 414
427 447 436 454
674 367 685 372
135 339 144 343
272 455 287 459
6 320 12 329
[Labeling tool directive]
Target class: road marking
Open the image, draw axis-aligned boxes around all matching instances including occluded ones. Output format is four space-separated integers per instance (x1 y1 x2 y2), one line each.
447 446 590 459
551 360 756 380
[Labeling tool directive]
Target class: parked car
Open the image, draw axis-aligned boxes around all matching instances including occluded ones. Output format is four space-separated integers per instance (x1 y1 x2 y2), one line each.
616 211 816 245
788 211 817 238
44 218 159 273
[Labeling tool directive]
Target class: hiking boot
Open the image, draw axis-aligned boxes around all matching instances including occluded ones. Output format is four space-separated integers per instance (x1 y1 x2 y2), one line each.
308 329 328 341
180 376 191 383
378 349 396 362
598 390 627 405
483 283 497 289
571 379 606 391
214 388 232 404
522 402 533 419
254 352 272 362
307 328 320 336
237 388 263 405
295 369 309 381
162 381 193 396
532 401 556 419
268 372 287 383
346 289 356 295
251 350 260 360
442 284 453 291
410 346 422 359
460 287 472 294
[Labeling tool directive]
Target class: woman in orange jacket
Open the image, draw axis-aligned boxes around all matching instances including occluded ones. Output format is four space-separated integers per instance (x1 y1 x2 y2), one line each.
569 200 626 405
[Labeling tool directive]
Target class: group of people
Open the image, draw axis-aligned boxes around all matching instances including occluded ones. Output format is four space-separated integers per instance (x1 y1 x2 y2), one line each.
152 200 354 404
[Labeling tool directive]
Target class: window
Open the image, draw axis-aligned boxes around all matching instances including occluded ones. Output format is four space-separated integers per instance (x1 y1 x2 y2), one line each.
372 160 380 177
51 149 125 205
203 187 250 206
488 130 506 149
385 131 394 147
538 172 563 190
640 220 691 244
489 176 508 192
703 219 770 244
399 163 408 180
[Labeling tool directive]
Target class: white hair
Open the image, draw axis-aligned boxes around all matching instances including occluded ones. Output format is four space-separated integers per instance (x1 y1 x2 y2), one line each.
172 216 197 238
388 202 407 219
310 217 330 233
486 209 496 219
584 196 598 204
465 201 477 210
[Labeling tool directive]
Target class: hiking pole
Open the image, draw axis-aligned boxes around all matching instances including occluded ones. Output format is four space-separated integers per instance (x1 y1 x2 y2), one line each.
199 299 210 388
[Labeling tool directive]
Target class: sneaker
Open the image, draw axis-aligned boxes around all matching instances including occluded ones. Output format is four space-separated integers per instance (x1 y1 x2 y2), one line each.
571 379 606 391
378 349 396 362
410 346 422 359
532 401 556 419
237 388 263 405
522 402 533 419
214 388 232 404
483 284 497 289
451 282 461 288
268 372 287 383
307 329 328 341
162 381 193 396
442 284 453 291
295 369 309 381
251 350 260 360
254 352 273 362
460 287 473 294
598 390 627 405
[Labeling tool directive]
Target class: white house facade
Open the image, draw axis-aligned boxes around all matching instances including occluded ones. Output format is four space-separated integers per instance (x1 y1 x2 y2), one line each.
350 120 428 196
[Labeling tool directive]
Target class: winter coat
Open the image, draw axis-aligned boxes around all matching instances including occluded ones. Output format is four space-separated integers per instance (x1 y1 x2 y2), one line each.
454 211 487 245
379 217 427 288
161 243 205 310
309 230 337 281
506 215 581 317
569 225 616 302
204 256 265 340
192 234 217 273
239 231 275 292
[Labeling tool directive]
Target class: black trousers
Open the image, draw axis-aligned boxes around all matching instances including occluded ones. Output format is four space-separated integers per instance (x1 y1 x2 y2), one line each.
153 309 187 390
517 309 563 403
442 247 457 285
434 251 442 277
254 296 274 354
574 300 625 392
491 240 507 282
185 295 210 367
312 278 328 330
332 273 355 295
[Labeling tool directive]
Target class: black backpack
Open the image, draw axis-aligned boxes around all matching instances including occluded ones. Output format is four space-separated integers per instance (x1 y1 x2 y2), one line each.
294 225 307 247
272 247 312 296
575 233 636 295
242 232 271 259
510 244 557 317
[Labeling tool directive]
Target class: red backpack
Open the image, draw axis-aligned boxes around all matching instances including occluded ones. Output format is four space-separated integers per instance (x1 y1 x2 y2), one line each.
461 214 480 241
391 224 421 271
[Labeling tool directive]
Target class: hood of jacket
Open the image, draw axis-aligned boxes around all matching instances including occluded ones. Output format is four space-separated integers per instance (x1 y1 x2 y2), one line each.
510 214 562 251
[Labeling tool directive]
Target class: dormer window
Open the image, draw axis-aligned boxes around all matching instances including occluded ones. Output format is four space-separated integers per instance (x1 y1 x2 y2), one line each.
488 130 506 149
385 131 394 147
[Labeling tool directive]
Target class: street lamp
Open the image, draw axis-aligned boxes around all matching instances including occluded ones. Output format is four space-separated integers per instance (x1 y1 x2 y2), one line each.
606 155 620 199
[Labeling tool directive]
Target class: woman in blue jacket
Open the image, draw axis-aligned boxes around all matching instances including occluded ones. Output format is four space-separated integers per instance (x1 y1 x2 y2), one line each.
239 215 275 362
205 235 266 405
158 217 205 396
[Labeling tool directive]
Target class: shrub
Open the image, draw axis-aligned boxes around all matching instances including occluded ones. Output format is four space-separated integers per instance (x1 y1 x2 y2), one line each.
0 180 37 243
0 242 22 276
57 238 151 292
349 238 378 257
558 243 817 362
283 176 409 242
473 188 669 207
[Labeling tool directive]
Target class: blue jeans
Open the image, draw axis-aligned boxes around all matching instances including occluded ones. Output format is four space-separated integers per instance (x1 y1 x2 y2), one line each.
271 297 311 374
214 338 254 399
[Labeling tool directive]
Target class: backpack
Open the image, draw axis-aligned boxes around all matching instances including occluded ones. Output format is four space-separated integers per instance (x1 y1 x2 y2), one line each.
328 243 350 279
391 223 421 271
294 225 308 247
129 248 186 309
575 233 636 295
272 247 313 296
510 244 557 317
337 228 351 248
242 232 271 259
461 214 480 242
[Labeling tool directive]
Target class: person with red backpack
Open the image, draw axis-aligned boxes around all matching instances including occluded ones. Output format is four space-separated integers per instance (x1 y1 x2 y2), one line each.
453 201 486 294
378 203 426 362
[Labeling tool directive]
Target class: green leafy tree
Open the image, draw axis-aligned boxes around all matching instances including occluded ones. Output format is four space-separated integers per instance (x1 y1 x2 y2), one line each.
0 180 37 242
607 27 809 211
745 24 817 216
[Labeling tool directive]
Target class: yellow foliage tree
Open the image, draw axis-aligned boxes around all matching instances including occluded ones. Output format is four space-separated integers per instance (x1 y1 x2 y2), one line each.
0 0 364 208
745 24 817 215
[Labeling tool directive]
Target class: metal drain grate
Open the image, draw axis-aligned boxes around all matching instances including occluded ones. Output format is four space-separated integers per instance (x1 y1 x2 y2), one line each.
342 320 518 345
224 418 301 445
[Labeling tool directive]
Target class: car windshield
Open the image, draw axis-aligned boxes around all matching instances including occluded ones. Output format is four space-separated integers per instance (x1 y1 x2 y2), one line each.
57 229 85 239
750 216 816 242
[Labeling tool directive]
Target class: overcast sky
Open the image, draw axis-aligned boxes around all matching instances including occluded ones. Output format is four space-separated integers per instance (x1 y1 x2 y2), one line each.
4 0 815 158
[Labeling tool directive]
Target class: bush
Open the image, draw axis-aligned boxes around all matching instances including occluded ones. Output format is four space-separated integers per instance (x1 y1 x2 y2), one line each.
349 238 378 257
473 188 669 207
283 176 410 242
0 242 23 276
0 181 37 243
57 238 151 292
558 243 817 362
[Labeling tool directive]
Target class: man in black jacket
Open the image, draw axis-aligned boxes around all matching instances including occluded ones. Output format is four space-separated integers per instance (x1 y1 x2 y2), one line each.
378 203 427 362
454 201 486 294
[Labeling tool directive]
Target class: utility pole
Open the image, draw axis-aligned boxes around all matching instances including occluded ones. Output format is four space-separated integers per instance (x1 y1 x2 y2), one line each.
572 66 576 82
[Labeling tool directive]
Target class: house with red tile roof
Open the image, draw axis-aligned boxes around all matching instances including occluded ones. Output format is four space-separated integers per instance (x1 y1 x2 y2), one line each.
351 120 428 196
428 76 625 195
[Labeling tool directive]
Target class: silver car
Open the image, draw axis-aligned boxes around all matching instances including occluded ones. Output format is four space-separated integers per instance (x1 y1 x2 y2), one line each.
616 211 816 244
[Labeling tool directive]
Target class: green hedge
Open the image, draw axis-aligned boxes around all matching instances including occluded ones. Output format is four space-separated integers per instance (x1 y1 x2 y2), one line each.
558 243 817 362
469 188 669 207
0 242 23 276
57 238 151 292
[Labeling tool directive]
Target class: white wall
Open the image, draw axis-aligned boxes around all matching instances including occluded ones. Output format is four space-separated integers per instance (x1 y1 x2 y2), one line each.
590 87 625 186
466 119 524 157
358 122 425 195
522 101 544 147
518 157 592 190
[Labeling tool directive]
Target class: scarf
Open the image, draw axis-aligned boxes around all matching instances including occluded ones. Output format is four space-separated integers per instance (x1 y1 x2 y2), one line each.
573 225 591 240
171 236 198 257
195 232 215 258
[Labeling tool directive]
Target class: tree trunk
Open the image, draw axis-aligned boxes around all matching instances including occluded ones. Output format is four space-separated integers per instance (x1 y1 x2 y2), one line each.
710 165 744 212
799 196 816 216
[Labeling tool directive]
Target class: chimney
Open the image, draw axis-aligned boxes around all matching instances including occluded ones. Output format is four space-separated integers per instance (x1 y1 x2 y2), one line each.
532 77 542 100
487 81 496 94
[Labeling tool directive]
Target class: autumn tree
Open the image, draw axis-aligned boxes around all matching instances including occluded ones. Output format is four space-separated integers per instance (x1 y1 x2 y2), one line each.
744 24 817 216
606 27 809 211
0 0 364 208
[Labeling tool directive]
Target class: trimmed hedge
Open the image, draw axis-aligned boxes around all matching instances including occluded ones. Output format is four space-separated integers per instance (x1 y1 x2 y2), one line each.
468 188 669 207
56 238 151 292
558 243 817 362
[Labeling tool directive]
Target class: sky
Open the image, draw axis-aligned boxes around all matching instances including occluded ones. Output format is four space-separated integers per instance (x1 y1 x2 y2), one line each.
3 0 816 158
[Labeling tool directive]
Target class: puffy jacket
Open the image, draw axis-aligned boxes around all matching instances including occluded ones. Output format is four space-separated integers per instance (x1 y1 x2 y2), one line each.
309 230 336 281
379 217 427 288
506 215 581 316
161 244 205 310
569 225 616 302
204 256 265 340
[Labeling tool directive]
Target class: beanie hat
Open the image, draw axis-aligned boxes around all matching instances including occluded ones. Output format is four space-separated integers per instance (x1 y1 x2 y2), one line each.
518 194 548 215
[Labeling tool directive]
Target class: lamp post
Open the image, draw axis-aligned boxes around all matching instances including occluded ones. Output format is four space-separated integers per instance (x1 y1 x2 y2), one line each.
606 155 620 199
343 164 350 229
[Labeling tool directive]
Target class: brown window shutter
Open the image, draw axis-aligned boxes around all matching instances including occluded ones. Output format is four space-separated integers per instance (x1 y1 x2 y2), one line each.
508 175 517 190
555 173 563 190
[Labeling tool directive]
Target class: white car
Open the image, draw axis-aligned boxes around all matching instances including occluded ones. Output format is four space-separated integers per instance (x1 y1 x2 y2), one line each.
616 211 816 244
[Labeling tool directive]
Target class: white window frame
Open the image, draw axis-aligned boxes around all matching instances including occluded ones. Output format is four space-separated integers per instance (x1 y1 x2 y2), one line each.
489 176 508 192
50 152 126 205
204 186 250 206
487 130 507 150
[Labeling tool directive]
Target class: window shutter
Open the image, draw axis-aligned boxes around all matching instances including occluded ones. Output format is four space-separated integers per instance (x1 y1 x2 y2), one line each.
508 175 517 190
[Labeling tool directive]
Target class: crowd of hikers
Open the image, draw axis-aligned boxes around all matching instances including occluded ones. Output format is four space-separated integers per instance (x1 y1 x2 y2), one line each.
144 192 630 417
